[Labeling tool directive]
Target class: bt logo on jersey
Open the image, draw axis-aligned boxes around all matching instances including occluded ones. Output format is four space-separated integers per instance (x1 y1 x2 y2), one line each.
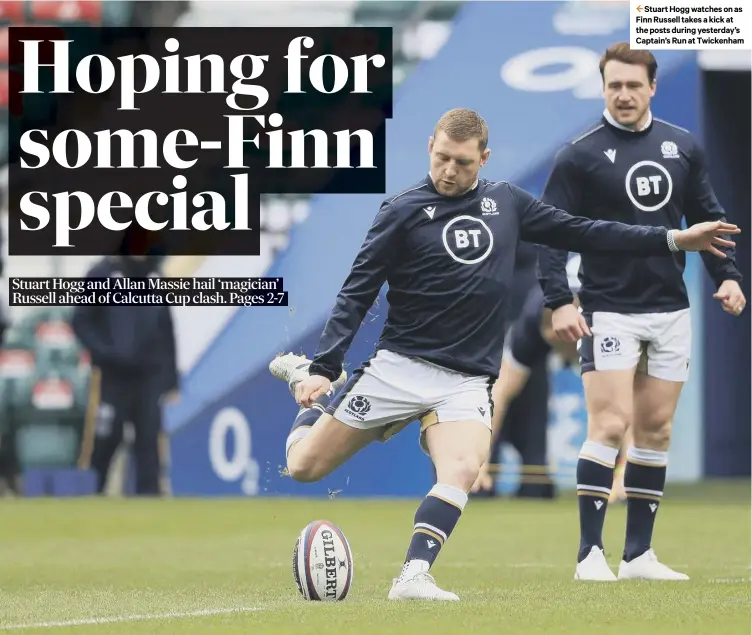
442 215 494 265
635 175 662 196
625 160 673 213
454 229 482 249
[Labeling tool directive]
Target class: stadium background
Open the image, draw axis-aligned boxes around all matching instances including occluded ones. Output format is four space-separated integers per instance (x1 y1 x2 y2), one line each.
0 0 748 499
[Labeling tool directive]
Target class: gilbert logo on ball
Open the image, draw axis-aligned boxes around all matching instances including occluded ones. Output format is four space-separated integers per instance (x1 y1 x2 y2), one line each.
293 520 354 601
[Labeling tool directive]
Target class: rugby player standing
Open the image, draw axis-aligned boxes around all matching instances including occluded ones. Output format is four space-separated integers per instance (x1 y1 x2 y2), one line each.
537 44 746 581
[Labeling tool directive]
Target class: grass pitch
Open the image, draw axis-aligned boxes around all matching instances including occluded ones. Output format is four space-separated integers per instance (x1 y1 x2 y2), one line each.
0 481 749 635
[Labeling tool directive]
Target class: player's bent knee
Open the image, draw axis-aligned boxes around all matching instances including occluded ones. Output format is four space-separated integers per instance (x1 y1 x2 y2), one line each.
286 450 329 483
287 461 325 483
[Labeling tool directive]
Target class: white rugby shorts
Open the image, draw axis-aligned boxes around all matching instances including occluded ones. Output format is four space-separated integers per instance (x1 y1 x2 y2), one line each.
327 349 493 450
578 308 691 382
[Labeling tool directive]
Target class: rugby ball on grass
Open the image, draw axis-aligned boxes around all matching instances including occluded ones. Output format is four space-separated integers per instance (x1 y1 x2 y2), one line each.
292 520 354 601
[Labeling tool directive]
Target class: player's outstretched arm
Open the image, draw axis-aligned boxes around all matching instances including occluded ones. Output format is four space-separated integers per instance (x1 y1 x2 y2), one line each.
307 201 403 384
512 183 740 257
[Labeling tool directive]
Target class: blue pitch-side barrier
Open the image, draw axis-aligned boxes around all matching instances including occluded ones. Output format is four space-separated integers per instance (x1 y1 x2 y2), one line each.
166 1 702 497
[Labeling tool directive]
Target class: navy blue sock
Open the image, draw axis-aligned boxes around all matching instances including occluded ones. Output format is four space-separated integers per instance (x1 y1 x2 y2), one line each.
404 484 468 569
623 446 667 562
576 441 619 562
285 393 332 457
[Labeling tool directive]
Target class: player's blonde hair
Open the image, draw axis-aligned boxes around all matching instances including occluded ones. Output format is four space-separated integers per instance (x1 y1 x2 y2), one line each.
599 42 658 84
434 108 489 151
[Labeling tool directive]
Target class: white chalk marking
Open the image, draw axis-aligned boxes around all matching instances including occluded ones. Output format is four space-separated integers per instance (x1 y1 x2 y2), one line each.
0 607 262 631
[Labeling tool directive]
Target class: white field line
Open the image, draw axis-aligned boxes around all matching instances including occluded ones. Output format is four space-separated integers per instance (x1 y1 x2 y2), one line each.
0 607 262 631
508 563 689 569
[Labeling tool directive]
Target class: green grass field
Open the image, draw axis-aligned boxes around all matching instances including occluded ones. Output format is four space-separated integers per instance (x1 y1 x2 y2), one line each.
0 481 749 635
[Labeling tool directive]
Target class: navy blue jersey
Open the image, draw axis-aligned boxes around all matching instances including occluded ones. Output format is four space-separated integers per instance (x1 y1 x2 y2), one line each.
309 175 678 382
537 114 742 314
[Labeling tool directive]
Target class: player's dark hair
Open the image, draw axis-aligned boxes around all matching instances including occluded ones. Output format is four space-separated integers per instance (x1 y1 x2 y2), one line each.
599 42 658 84
434 108 489 151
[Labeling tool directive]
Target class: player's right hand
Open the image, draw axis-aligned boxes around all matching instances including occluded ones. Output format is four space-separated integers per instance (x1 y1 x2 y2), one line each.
295 375 332 408
551 303 591 342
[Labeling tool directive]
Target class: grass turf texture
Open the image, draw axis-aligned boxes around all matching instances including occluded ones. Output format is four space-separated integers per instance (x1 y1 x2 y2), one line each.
0 481 748 634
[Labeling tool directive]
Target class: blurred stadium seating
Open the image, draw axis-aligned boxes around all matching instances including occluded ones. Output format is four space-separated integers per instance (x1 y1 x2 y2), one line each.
0 306 89 482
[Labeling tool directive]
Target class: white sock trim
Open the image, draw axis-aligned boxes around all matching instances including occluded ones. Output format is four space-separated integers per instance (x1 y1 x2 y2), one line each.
579 441 619 467
429 483 468 511
623 486 663 497
285 427 311 457
414 522 448 542
627 446 668 467
577 484 611 495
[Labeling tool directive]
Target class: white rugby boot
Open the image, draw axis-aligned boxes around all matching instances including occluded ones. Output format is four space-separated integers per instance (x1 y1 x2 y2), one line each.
618 549 689 581
388 560 459 601
268 352 347 397
574 546 618 581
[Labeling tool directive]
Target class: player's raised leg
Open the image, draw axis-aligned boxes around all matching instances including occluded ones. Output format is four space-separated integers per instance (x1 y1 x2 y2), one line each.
618 312 691 581
269 353 376 481
389 416 490 601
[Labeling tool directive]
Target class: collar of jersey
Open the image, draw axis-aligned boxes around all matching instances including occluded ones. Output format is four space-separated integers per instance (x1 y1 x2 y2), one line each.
602 108 653 135
425 173 480 199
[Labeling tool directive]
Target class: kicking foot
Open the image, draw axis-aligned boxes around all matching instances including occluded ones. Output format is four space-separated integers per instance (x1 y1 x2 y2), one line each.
574 546 617 581
388 561 459 601
269 352 347 397
618 549 689 581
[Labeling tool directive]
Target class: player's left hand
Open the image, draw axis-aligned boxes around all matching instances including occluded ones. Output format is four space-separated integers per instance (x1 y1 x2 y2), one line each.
713 279 746 316
673 221 740 257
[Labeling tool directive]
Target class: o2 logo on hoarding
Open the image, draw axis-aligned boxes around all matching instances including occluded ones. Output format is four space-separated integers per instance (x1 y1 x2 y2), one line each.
208 407 260 495
500 46 602 99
